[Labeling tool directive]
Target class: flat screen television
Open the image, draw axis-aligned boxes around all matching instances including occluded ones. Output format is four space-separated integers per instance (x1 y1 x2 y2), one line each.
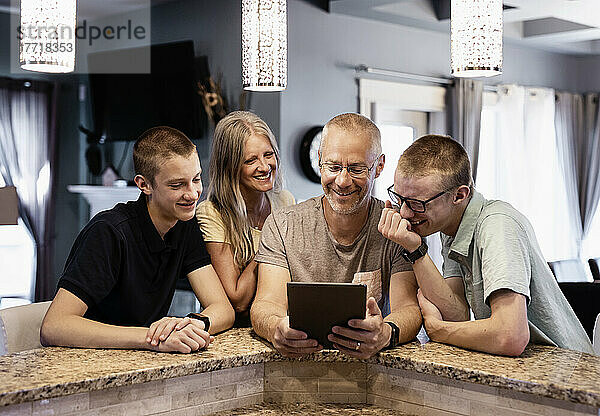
88 40 202 141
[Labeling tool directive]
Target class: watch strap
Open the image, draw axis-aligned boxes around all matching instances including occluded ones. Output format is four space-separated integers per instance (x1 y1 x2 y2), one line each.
186 313 210 332
385 321 400 349
401 240 428 264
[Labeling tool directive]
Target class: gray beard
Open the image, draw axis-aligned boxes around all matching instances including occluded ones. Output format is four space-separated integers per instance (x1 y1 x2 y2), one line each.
324 190 369 215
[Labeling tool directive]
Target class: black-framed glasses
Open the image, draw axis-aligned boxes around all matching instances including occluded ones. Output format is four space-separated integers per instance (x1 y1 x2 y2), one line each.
319 155 381 179
387 185 450 213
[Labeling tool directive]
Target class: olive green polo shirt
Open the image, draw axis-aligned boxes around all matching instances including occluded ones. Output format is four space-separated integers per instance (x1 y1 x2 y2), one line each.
441 190 594 354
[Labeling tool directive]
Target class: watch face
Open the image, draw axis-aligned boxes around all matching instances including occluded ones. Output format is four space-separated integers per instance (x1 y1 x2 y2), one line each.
300 126 324 183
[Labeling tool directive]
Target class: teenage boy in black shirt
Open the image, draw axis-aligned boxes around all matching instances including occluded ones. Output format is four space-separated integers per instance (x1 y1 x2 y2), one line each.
41 127 234 353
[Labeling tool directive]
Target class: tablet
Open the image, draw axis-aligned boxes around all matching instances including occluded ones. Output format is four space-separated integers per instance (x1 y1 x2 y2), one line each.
287 282 366 349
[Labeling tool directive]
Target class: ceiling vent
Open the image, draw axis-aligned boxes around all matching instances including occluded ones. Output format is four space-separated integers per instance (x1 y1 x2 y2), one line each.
432 0 516 21
523 17 595 38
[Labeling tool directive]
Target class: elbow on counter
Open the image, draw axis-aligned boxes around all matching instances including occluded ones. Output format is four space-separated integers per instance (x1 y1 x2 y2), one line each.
224 303 236 329
39 317 57 348
248 302 259 328
496 327 530 357
249 300 270 340
211 301 235 333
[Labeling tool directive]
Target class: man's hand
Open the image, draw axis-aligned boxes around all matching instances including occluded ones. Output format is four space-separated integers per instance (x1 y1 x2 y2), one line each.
328 297 391 359
272 316 323 358
152 322 212 353
146 316 199 346
417 289 443 338
378 200 422 252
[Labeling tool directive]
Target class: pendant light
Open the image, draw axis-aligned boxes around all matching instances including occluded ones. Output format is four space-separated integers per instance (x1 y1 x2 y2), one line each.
242 0 287 91
451 0 502 78
20 0 77 73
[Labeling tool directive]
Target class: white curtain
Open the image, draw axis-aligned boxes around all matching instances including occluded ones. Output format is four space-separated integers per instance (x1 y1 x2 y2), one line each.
555 93 600 268
477 85 576 261
0 79 55 301
581 94 600 238
554 92 585 259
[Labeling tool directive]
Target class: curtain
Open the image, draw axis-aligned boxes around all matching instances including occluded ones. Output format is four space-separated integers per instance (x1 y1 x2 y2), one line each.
554 92 586 258
555 92 600 266
0 77 57 302
452 78 483 182
581 94 600 239
477 85 576 261
478 85 526 204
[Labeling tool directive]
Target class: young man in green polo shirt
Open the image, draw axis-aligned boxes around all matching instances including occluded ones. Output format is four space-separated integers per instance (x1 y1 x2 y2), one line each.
378 134 593 356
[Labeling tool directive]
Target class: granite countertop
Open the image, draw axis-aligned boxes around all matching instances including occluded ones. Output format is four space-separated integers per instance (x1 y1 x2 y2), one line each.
0 328 599 408
376 341 600 407
207 403 414 415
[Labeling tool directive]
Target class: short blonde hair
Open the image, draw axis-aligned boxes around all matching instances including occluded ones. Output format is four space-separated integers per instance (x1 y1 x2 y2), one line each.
133 126 196 184
397 134 473 191
321 113 381 159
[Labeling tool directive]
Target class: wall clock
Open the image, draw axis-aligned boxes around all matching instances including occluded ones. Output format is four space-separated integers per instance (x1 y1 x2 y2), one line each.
299 126 323 183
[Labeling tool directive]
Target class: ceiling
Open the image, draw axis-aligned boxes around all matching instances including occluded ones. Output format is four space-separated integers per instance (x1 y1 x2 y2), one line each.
0 0 177 20
3 0 599 55
330 0 600 55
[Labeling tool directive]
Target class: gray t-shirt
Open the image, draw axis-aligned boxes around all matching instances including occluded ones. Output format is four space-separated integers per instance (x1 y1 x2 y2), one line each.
442 190 594 354
255 196 412 315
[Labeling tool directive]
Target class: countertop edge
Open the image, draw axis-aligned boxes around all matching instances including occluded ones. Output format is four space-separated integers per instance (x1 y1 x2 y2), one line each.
372 353 600 408
0 350 268 407
1 332 599 409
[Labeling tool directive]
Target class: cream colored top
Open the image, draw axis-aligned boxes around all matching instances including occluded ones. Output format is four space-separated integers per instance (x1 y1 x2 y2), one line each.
196 189 296 256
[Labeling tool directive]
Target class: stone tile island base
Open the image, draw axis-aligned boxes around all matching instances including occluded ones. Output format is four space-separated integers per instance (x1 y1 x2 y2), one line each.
367 364 598 416
2 361 598 416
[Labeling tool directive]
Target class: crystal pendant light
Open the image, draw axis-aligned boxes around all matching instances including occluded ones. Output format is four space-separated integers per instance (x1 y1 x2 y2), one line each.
451 0 502 78
242 0 287 91
20 0 77 73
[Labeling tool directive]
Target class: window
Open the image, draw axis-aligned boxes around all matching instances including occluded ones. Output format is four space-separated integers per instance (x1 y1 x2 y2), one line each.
373 119 424 201
477 87 575 263
0 173 35 307
0 221 35 308
375 124 413 199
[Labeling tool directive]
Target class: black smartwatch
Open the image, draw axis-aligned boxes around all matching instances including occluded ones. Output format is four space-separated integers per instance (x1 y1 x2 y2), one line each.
385 321 400 349
186 313 211 332
401 240 428 264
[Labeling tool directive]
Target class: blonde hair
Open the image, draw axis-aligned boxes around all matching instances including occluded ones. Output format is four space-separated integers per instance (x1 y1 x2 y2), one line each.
397 134 473 191
208 111 282 268
133 126 196 185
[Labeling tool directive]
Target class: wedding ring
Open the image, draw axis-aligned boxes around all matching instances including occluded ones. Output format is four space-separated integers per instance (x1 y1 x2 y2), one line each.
355 341 361 351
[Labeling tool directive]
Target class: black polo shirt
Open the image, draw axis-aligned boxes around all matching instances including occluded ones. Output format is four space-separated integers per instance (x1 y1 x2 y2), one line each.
57 194 211 327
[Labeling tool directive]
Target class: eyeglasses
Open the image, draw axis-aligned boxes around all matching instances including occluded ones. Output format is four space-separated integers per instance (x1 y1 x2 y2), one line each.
387 185 451 213
319 156 380 179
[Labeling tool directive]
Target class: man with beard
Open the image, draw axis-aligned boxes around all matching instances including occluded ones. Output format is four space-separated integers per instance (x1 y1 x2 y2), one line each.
250 113 422 359
378 134 593 355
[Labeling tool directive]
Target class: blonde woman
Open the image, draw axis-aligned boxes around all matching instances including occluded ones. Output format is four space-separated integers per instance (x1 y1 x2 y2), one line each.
196 111 295 326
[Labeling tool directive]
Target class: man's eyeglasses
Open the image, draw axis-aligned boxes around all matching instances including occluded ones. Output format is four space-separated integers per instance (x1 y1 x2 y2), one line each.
387 185 450 213
319 156 380 179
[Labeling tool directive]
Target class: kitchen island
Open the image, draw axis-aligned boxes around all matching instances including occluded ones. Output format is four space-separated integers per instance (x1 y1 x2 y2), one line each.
0 328 598 415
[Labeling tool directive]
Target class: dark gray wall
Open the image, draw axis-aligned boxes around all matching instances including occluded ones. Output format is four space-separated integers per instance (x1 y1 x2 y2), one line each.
110 0 280 183
575 55 600 92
